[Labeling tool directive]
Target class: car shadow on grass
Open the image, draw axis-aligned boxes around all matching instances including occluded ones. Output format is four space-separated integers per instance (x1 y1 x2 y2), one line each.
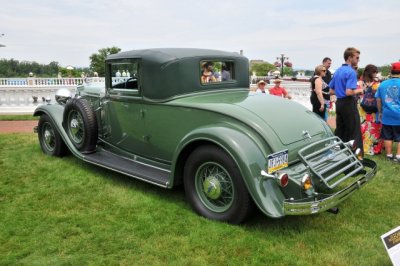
68 155 189 203
59 155 352 229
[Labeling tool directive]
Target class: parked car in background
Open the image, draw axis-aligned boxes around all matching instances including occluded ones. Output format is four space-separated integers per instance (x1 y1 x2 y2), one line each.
34 48 377 224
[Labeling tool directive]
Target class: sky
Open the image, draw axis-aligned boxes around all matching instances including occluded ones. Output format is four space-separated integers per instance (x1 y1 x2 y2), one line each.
0 0 399 71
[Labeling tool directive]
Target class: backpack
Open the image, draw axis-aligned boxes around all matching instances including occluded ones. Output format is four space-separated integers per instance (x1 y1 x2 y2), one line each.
360 85 378 114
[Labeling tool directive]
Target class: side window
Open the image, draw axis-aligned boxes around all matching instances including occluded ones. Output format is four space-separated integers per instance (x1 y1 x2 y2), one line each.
200 61 234 84
110 61 139 90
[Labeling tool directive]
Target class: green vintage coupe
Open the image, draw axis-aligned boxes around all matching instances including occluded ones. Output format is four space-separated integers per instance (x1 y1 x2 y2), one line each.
34 48 377 224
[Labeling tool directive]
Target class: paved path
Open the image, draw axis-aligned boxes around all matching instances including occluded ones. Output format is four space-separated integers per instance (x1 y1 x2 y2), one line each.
0 118 335 134
0 120 38 133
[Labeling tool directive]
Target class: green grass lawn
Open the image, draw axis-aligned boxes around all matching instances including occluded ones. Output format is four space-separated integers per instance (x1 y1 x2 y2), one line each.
1 134 399 265
0 114 38 121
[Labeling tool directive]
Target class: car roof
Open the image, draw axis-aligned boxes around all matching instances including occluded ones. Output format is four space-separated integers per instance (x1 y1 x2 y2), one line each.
106 48 250 101
106 48 244 63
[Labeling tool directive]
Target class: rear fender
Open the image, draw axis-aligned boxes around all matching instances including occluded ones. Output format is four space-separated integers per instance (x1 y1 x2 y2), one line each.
173 123 288 218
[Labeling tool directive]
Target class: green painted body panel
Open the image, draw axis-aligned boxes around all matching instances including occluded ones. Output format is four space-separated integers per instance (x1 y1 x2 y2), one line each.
35 48 377 219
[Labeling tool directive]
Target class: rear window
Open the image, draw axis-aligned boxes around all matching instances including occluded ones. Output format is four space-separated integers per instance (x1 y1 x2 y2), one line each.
200 61 234 84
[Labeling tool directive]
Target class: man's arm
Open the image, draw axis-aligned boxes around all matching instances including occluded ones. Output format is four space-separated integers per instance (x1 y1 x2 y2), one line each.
345 87 363 96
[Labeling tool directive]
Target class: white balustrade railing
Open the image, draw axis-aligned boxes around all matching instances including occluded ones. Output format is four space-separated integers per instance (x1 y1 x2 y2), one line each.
250 80 312 110
0 77 313 113
0 77 106 87
0 87 76 107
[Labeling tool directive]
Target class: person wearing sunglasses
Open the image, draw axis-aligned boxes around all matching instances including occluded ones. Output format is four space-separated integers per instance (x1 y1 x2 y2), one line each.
310 65 328 119
329 47 364 159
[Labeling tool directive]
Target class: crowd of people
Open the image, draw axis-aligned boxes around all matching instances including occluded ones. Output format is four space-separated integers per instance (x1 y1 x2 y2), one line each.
310 47 400 162
254 47 400 162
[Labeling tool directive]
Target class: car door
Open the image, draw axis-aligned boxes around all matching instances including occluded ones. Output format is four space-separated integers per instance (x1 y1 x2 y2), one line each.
101 59 149 156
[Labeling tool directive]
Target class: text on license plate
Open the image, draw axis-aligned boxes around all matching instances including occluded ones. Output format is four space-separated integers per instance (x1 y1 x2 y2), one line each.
267 149 289 174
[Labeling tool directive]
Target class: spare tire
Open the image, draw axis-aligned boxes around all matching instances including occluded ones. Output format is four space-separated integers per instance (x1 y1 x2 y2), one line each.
63 98 98 153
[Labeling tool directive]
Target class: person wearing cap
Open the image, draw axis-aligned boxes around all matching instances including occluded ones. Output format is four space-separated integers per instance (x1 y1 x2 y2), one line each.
375 62 400 162
255 80 268 94
269 79 292 99
329 47 364 159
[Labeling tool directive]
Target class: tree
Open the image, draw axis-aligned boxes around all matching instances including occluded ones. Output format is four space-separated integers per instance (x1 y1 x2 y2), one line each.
379 65 391 77
89 47 121 76
250 62 276 76
282 66 294 77
0 59 60 77
304 70 314 76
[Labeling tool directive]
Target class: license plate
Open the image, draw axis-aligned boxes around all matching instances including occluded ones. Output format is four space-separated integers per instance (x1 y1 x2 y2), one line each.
267 149 289 174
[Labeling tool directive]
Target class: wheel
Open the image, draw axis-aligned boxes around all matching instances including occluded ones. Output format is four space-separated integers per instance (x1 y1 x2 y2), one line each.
38 114 67 157
184 145 253 224
63 98 98 153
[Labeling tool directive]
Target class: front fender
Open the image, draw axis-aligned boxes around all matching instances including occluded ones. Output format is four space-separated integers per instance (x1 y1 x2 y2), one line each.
34 104 83 159
173 123 288 218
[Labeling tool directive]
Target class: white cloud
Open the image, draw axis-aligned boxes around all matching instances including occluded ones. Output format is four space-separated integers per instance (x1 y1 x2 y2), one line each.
0 0 399 69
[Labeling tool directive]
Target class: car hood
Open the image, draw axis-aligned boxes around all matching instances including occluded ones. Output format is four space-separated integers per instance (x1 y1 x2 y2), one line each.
171 90 328 146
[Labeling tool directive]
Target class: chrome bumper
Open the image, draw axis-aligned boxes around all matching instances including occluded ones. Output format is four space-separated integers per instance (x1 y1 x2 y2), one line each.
283 158 377 215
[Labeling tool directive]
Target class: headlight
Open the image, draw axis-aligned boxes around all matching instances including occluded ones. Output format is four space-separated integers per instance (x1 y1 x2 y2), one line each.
55 88 72 105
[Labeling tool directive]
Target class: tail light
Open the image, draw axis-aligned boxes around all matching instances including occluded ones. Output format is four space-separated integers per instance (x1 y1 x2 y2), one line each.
277 173 289 188
301 174 313 191
260 170 289 188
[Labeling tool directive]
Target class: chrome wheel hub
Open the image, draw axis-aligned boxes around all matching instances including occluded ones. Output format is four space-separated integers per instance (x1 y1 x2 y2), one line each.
70 118 79 134
42 123 55 151
203 176 222 200
44 129 52 144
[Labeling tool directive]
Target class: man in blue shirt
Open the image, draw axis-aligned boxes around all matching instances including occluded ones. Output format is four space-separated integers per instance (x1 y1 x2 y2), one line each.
375 62 400 161
329 47 364 158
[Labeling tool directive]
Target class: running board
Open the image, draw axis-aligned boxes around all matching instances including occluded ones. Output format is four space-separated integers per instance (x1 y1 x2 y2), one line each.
84 149 171 187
